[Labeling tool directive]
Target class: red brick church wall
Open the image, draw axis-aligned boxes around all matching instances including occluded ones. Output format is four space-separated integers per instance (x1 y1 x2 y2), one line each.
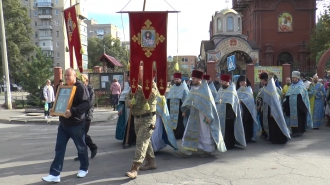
237 0 316 69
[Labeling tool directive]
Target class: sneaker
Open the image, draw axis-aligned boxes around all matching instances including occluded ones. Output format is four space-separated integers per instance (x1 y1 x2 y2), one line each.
44 116 48 119
42 175 60 182
48 116 52 118
77 170 88 178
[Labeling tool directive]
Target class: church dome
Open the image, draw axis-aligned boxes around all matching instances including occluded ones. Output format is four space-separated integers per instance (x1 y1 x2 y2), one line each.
218 8 239 15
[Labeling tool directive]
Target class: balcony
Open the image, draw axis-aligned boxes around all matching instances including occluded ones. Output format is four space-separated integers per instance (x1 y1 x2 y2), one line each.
39 35 52 40
40 46 53 51
39 14 52 19
39 25 53 30
35 2 53 8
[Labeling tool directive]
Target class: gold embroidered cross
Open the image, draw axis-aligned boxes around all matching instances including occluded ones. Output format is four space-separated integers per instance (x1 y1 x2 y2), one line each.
159 79 164 90
131 19 166 58
145 80 150 90
67 12 76 42
131 78 136 88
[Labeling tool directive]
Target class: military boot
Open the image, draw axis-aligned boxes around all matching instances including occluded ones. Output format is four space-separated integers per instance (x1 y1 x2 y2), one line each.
125 162 141 179
139 157 157 171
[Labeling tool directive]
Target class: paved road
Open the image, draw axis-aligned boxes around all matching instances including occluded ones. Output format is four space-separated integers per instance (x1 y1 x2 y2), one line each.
0 123 330 185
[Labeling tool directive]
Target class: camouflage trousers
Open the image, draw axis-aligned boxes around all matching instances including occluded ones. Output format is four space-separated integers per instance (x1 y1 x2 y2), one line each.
133 115 156 163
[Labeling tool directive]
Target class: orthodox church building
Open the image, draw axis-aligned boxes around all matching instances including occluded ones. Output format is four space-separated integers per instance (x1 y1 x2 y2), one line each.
199 0 316 78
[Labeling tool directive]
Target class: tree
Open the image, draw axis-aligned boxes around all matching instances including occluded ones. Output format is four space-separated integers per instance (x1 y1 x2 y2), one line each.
309 5 330 63
0 0 35 82
18 48 53 96
167 59 191 81
87 35 129 69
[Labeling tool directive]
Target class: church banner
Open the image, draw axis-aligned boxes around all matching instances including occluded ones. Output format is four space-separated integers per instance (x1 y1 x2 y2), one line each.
63 5 83 72
129 12 168 98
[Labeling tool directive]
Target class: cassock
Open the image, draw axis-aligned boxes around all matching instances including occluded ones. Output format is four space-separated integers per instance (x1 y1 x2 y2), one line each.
237 86 258 142
115 82 136 148
166 81 189 139
283 80 312 135
181 82 226 153
151 95 178 152
215 84 246 149
259 79 291 144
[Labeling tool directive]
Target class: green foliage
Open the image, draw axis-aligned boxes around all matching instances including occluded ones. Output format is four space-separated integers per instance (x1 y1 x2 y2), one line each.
18 48 53 96
309 5 330 62
87 35 129 69
0 0 35 81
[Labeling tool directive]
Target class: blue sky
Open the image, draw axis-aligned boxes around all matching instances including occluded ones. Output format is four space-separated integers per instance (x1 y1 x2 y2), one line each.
86 0 327 57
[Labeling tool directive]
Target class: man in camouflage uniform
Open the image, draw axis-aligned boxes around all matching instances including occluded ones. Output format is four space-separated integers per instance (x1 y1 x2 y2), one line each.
125 66 159 179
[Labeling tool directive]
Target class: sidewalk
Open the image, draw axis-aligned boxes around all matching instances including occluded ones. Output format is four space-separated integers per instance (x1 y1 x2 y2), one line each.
0 107 119 125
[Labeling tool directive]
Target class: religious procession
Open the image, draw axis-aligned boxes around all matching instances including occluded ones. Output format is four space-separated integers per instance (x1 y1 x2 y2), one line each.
113 68 328 179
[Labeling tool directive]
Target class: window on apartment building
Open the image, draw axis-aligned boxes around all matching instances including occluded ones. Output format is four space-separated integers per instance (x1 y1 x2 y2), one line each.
56 53 60 58
34 11 38 16
238 18 241 31
181 58 188 62
57 63 60 67
56 42 59 47
35 42 38 46
56 31 59 37
54 20 59 26
35 22 37 26
35 32 38 38
43 42 45 46
55 10 59 15
55 0 58 5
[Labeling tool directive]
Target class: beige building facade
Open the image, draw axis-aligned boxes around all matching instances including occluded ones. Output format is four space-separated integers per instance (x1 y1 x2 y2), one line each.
85 19 119 40
172 55 197 73
22 0 88 71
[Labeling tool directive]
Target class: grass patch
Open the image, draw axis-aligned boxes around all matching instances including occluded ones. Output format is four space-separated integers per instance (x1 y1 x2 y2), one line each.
15 104 32 109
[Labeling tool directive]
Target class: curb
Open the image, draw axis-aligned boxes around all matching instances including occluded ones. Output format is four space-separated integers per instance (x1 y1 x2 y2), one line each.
0 119 113 125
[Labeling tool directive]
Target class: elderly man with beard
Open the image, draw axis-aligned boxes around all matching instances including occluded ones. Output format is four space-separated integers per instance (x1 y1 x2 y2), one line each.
308 74 326 130
216 74 246 149
166 72 189 139
258 72 290 144
283 71 312 137
175 70 226 158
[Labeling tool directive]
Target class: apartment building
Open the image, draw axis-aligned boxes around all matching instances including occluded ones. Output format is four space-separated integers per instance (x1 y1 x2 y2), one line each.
172 55 197 73
22 0 89 71
85 19 120 40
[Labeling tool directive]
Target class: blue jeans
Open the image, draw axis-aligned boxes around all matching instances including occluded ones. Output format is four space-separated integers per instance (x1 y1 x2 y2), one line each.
49 122 89 176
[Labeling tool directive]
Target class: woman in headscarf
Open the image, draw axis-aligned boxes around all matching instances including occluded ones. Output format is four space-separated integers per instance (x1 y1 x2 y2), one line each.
236 75 259 142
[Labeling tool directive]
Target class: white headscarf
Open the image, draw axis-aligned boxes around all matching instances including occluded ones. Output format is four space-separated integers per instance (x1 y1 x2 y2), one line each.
119 82 131 102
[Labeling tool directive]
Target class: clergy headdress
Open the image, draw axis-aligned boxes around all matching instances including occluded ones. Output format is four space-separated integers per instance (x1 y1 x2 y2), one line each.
292 71 300 78
191 70 203 79
202 75 210 81
313 73 318 78
259 72 268 80
173 72 182 79
236 75 251 90
221 74 231 82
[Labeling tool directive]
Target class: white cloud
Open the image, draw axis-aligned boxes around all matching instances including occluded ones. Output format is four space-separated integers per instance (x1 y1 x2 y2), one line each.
86 0 230 56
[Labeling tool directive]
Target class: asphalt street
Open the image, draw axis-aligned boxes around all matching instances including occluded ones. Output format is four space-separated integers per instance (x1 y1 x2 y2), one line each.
0 122 330 185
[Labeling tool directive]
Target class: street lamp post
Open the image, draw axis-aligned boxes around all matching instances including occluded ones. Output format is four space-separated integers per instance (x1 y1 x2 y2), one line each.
0 0 12 109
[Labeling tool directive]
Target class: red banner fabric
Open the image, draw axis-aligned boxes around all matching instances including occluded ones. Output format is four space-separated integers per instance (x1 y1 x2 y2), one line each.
63 6 83 73
129 12 168 98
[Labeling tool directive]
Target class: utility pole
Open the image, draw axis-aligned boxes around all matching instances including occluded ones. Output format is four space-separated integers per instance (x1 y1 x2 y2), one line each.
0 0 12 109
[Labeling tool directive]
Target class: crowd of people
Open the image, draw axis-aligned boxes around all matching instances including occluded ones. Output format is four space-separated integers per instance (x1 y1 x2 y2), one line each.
114 68 328 179
40 67 328 182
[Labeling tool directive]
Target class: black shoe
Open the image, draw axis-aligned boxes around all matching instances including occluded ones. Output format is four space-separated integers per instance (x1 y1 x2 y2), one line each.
91 149 97 158
74 157 79 161
123 144 131 149
312 128 319 130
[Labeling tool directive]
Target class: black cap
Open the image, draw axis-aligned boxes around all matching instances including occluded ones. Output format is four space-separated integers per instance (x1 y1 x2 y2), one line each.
259 72 268 80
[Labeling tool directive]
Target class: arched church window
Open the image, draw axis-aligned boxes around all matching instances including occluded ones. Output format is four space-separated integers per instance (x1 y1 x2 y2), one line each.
217 18 222 31
238 18 241 31
227 16 234 31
